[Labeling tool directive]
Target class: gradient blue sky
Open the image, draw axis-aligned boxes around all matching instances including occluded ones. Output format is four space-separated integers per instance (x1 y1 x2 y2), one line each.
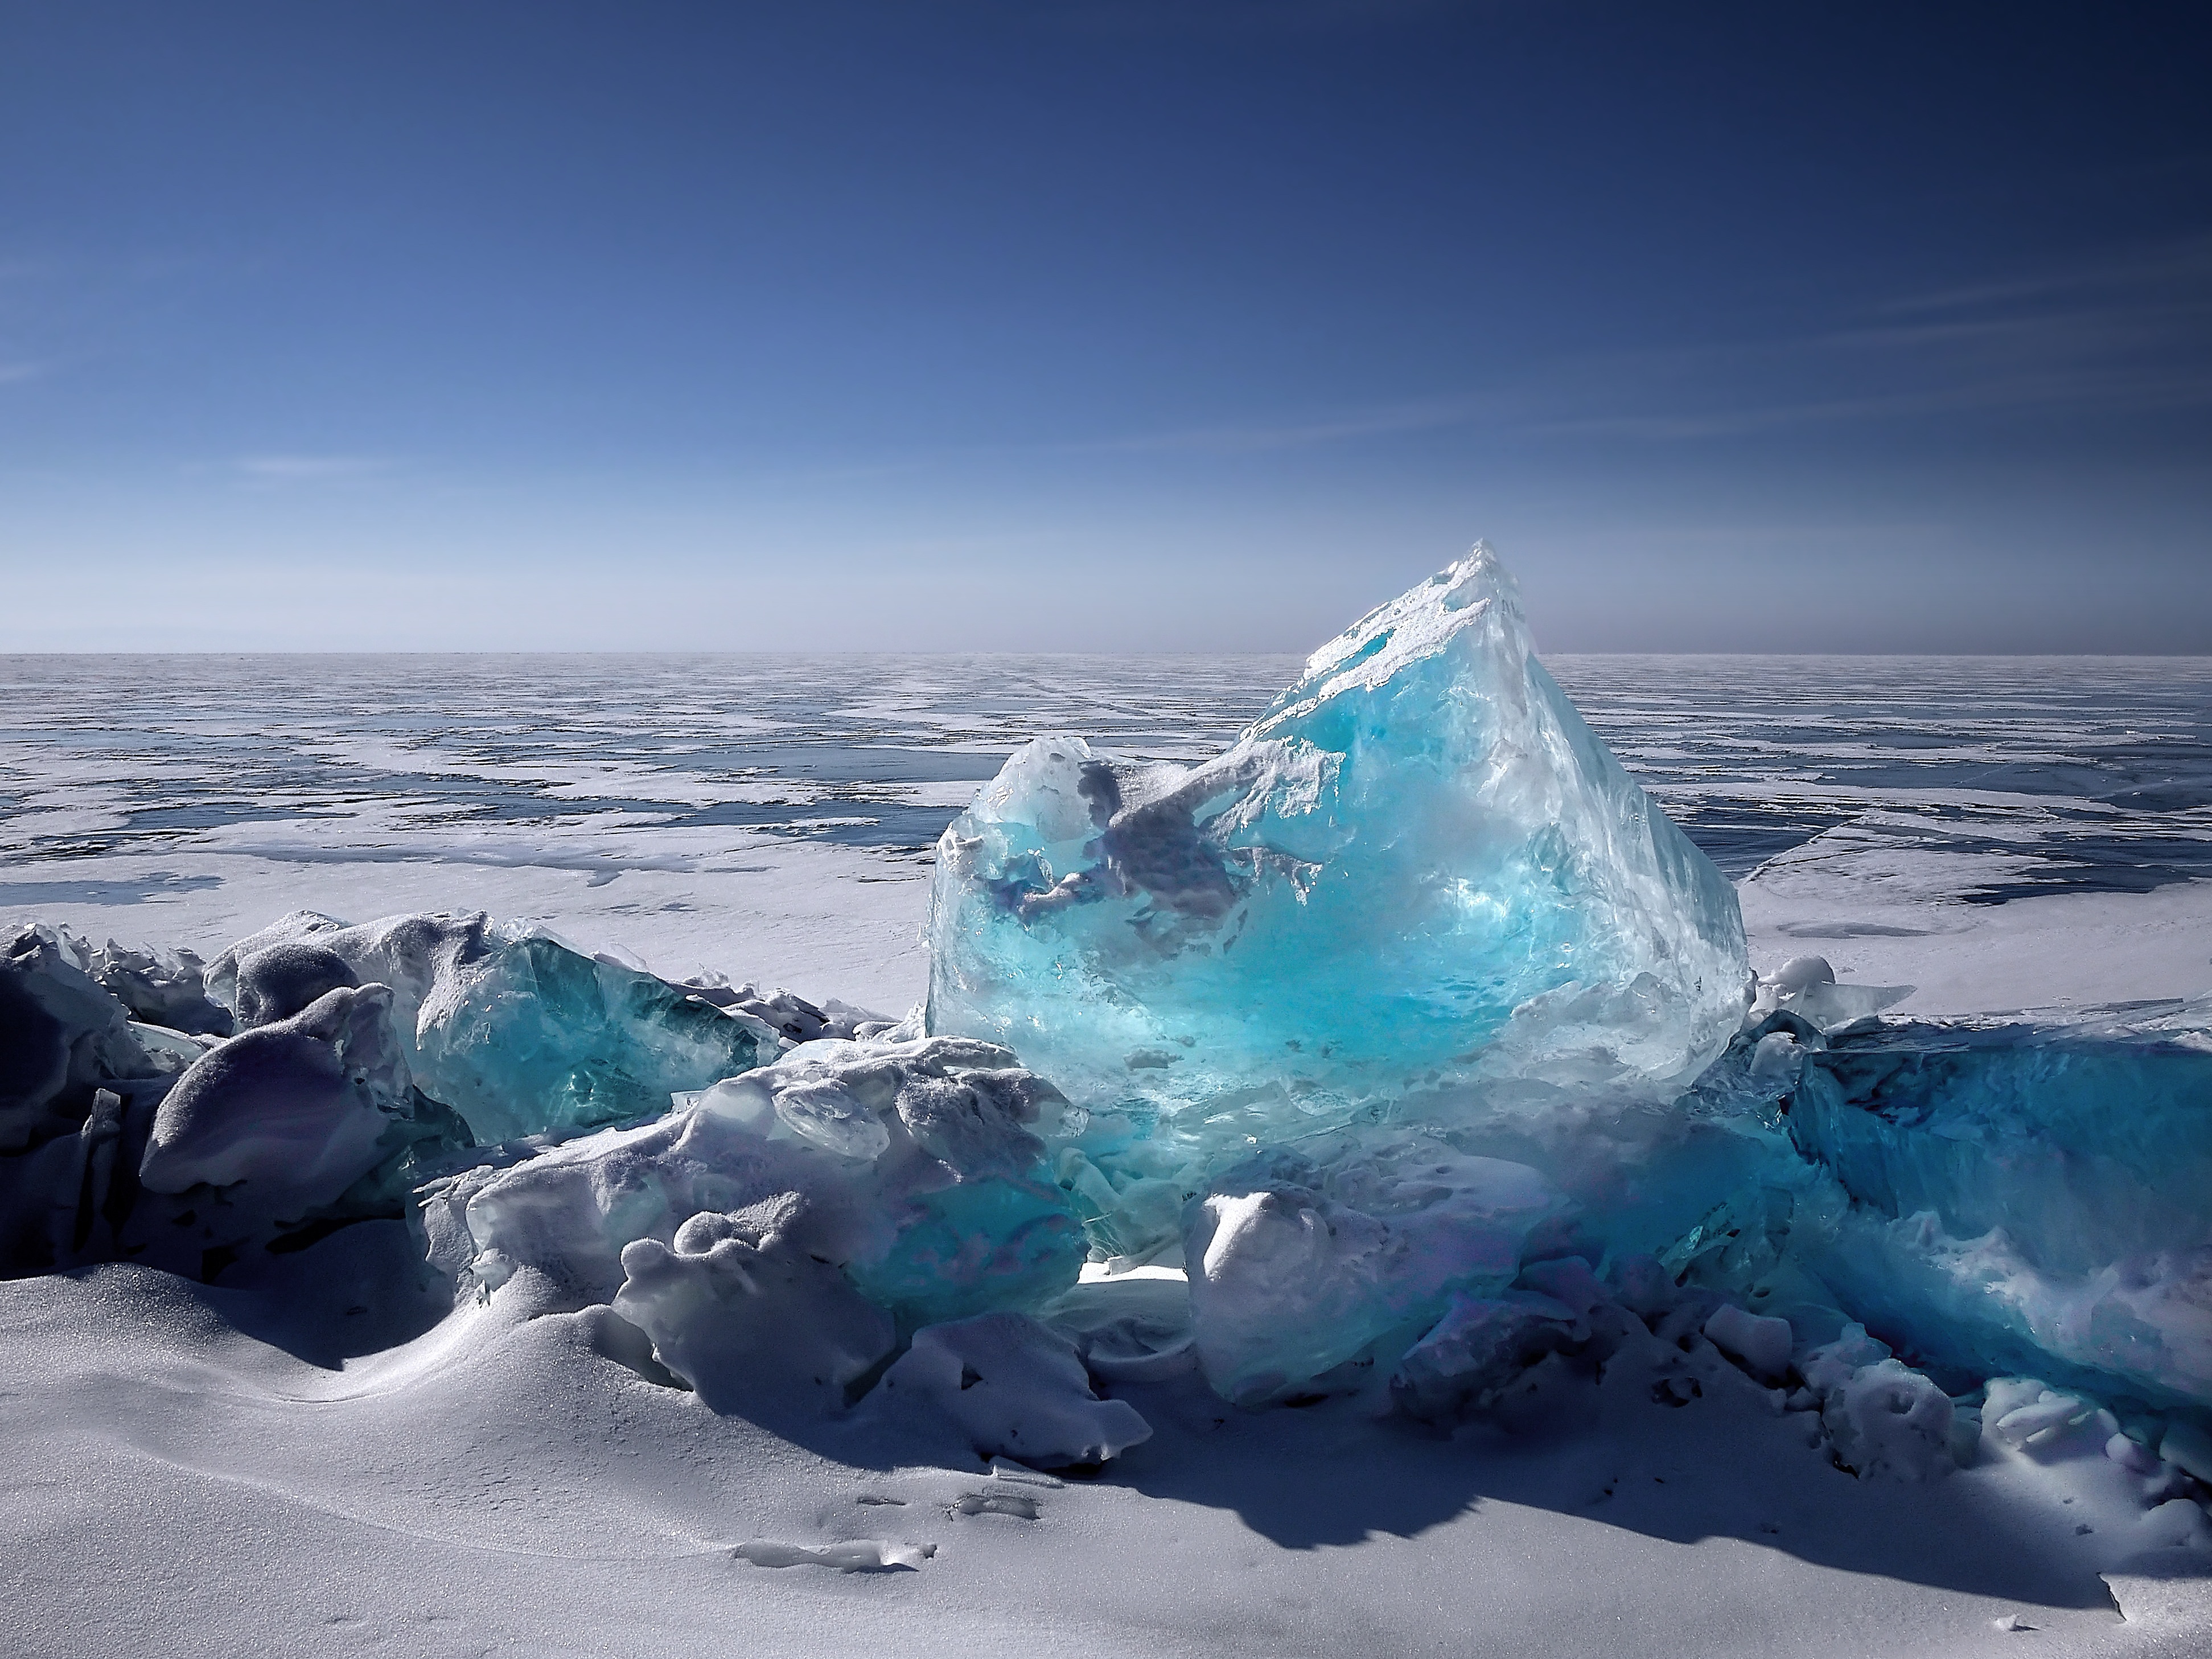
3 2 2209 651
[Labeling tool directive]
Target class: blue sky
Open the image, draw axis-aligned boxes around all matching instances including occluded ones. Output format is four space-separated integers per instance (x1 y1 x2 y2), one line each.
3 2 2208 651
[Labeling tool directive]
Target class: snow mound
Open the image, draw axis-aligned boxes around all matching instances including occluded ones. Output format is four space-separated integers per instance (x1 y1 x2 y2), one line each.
613 1196 896 1416
865 1311 1152 1467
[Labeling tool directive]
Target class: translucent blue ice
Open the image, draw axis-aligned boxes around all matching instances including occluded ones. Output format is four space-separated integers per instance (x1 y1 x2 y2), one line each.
215 913 784 1145
412 933 782 1144
927 545 1750 1149
6 551 2212 1461
1777 1000 2212 1409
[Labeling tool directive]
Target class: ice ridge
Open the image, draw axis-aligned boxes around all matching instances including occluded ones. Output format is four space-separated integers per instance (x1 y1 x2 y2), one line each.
2 546 2211 1492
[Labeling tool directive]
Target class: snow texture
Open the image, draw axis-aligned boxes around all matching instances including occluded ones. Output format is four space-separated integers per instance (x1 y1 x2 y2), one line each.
613 1196 896 1416
864 1309 1153 1467
141 983 408 1206
421 1031 1084 1331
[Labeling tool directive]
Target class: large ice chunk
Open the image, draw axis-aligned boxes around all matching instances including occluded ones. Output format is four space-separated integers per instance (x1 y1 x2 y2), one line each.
1663 996 2212 1412
1778 1000 2212 1408
413 933 782 1144
927 545 1748 1138
139 984 410 1209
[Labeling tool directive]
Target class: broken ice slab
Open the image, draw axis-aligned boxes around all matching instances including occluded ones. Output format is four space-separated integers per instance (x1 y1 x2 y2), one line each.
1792 999 2212 1283
1689 996 2212 1411
423 1033 1084 1328
413 932 784 1143
926 545 1749 1149
215 913 784 1144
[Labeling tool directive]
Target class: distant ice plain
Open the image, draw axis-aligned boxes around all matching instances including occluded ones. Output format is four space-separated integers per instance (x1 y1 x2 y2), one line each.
5 651 2208 1016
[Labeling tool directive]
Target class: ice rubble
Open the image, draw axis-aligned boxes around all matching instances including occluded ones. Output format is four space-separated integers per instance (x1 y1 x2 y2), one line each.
1718 996 2212 1410
213 911 784 1143
421 1033 1085 1330
1185 1142 1567 1404
1 547 2210 1506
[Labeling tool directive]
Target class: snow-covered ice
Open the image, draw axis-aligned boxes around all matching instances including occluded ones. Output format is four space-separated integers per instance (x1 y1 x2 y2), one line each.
3 562 2210 1656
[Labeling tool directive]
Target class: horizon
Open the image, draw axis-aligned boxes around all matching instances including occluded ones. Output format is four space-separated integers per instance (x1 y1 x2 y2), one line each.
4 2 2209 654
10 644 2212 660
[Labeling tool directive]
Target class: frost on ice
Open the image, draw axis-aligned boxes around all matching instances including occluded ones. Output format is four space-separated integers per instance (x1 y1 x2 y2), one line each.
3 545 2212 1498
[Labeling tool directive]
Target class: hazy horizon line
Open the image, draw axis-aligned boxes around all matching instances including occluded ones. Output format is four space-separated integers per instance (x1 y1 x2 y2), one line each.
4 648 2210 663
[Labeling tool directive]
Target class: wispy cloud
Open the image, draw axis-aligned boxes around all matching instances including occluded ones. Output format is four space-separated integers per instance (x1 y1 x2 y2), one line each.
1030 237 2212 461
1061 395 1492 457
0 361 43 385
1535 236 2212 441
1878 235 2212 318
234 453 394 481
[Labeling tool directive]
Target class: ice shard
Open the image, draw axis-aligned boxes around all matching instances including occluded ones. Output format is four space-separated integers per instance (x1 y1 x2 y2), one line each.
410 932 783 1144
215 913 783 1144
927 545 1749 1145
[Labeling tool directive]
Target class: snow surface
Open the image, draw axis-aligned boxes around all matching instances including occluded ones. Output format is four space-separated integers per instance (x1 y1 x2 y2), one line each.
5 1235 2209 1659
1742 852 2212 1019
3 638 2210 1656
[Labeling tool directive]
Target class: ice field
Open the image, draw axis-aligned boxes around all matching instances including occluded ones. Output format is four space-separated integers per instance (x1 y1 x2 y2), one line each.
3 553 2211 1657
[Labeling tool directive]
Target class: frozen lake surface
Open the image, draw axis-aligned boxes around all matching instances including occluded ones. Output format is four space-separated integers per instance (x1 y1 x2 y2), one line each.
5 651 2209 1012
